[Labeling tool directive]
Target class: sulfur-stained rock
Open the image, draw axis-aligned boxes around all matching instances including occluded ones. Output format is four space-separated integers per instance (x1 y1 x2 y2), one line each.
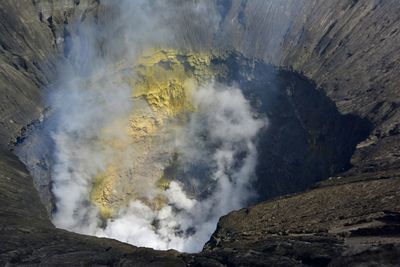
88 49 216 218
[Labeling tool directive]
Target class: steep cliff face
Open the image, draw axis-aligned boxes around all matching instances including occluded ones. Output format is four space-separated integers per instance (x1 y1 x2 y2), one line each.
3 0 399 189
0 0 54 148
215 0 400 185
0 0 399 266
0 0 100 148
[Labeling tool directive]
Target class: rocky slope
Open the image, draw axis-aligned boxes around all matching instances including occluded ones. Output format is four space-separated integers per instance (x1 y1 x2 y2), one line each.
0 0 399 266
202 177 400 266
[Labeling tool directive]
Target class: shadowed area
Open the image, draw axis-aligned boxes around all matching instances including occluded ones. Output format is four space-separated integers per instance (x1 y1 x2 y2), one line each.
215 56 373 201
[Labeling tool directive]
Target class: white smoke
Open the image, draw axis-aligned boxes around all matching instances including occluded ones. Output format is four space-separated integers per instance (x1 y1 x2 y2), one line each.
29 1 268 253
49 77 266 252
92 83 267 252
50 71 134 232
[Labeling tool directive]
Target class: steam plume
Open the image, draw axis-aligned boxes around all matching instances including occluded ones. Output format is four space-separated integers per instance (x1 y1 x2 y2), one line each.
19 1 268 252
94 83 267 252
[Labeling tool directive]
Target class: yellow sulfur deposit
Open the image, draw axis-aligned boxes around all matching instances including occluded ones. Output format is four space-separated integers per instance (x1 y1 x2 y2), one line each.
131 49 214 116
90 165 118 219
89 49 216 219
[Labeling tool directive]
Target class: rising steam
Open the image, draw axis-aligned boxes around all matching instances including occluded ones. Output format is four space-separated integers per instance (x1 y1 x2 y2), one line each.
50 79 266 252
95 83 266 252
18 1 268 252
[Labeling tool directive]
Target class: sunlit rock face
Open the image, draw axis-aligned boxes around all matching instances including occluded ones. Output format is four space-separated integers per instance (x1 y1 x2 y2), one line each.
89 49 217 219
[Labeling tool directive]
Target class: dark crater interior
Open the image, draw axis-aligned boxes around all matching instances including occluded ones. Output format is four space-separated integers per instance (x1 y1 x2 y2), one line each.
214 54 373 201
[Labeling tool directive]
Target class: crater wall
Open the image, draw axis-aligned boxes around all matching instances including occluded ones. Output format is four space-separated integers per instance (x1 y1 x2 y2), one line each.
0 1 399 265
